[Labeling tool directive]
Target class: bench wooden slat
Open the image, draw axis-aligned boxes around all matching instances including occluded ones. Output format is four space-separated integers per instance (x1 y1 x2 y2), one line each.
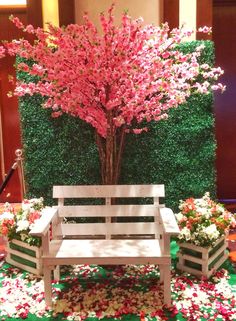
56 222 159 237
53 184 165 198
45 239 164 260
58 204 160 217
44 255 171 266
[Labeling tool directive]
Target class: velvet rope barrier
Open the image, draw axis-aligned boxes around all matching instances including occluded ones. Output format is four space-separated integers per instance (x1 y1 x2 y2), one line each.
0 149 25 197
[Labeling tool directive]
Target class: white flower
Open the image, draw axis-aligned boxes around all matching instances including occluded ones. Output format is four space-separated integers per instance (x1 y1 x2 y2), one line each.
21 202 31 212
182 287 209 304
0 212 14 220
3 202 12 210
202 191 210 200
175 297 193 310
179 227 191 241
196 44 205 52
29 197 43 207
215 279 233 299
16 220 30 232
215 204 225 213
198 207 209 216
0 302 17 316
175 213 184 222
203 224 220 240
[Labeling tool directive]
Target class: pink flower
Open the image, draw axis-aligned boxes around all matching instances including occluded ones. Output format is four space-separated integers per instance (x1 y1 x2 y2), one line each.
51 111 62 118
0 46 5 58
24 24 35 34
0 5 224 153
9 15 24 29
17 63 30 72
211 83 226 92
132 127 148 134
198 26 212 34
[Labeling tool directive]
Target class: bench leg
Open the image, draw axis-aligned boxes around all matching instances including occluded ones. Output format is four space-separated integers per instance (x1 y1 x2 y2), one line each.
44 266 53 307
159 265 164 283
162 265 171 307
53 265 60 280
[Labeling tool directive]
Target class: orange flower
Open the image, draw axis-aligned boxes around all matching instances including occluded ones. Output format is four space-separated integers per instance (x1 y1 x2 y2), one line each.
1 225 8 235
28 211 41 224
182 198 196 213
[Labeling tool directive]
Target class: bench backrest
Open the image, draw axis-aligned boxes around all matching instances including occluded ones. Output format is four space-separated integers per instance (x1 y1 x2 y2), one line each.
52 185 165 240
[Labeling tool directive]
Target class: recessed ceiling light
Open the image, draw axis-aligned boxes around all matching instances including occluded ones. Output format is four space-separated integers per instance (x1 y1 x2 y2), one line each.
0 0 26 5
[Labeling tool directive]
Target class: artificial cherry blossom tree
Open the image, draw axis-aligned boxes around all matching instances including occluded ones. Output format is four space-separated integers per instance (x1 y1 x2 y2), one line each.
1 5 224 184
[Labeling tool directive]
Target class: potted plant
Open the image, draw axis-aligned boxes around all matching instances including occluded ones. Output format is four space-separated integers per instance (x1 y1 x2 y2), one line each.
0 198 45 274
175 192 236 277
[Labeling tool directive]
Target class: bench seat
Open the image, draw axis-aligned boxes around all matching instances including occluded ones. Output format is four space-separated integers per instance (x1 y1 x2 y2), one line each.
43 239 170 265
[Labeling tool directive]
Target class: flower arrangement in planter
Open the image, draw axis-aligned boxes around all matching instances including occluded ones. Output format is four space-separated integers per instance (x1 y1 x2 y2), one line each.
175 192 236 247
0 198 45 274
0 197 44 247
175 192 236 277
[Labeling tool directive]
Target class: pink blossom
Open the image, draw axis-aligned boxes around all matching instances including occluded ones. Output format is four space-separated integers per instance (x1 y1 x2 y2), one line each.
51 111 62 118
17 63 30 72
24 24 35 34
198 26 212 34
211 83 226 92
132 127 148 134
9 15 24 29
0 7 224 139
0 46 5 58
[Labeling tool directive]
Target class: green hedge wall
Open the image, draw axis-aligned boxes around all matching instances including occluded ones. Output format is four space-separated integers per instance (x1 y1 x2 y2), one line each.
18 40 216 210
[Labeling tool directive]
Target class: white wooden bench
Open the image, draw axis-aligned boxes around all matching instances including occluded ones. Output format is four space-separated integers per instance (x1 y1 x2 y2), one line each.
30 184 180 307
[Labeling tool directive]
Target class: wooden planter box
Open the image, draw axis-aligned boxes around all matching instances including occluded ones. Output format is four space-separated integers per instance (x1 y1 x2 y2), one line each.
6 238 42 275
177 235 228 278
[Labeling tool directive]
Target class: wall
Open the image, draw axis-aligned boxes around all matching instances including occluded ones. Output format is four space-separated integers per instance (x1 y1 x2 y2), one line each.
164 0 212 41
75 0 163 28
179 0 196 40
213 0 236 200
42 0 59 28
0 6 27 202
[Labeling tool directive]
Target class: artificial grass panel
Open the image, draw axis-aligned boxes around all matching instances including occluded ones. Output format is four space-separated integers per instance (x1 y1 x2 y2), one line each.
121 92 216 211
18 40 216 210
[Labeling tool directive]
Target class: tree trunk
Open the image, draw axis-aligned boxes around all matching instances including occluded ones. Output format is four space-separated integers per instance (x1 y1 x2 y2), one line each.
95 84 126 185
95 125 126 185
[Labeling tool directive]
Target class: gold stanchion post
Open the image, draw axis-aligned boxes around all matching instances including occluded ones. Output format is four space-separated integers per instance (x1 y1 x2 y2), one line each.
15 149 26 200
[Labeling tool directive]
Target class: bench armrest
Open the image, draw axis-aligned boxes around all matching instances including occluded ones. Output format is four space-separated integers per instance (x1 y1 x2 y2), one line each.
30 206 58 237
160 207 180 235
